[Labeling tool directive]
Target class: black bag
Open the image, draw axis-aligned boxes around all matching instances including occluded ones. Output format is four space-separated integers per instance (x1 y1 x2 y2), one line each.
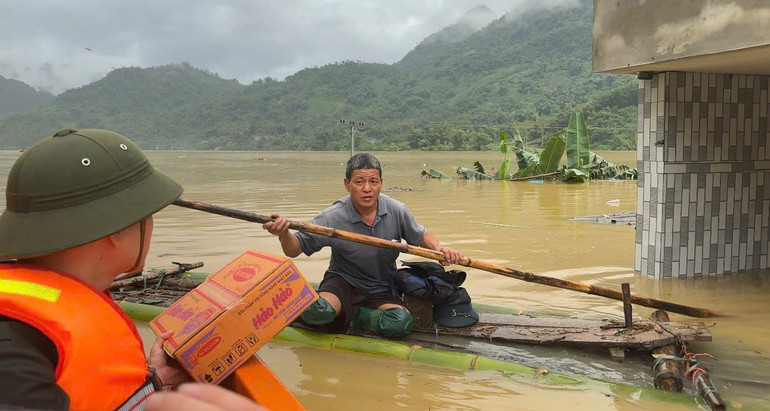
392 267 459 303
392 261 478 327
398 260 466 286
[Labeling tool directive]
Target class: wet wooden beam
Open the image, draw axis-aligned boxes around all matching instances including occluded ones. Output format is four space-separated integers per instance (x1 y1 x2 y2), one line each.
435 313 711 349
622 283 633 327
405 295 434 331
110 261 204 289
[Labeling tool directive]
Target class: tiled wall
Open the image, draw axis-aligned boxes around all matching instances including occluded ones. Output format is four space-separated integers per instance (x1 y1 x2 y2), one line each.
636 72 770 278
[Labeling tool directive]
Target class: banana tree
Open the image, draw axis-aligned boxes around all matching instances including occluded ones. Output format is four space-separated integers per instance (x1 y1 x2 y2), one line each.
538 129 566 173
453 165 492 180
509 123 539 176
587 152 637 180
561 112 591 182
432 114 636 182
421 169 451 179
510 128 565 178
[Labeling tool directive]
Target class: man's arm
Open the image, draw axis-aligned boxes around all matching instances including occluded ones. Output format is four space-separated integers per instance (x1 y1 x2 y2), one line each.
0 318 69 409
262 214 303 257
421 231 464 265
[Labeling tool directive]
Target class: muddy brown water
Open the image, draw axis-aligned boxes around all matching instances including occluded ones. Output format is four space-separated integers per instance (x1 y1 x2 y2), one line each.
1 150 768 410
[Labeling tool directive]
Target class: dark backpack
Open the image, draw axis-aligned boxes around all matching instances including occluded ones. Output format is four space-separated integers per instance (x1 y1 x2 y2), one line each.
392 261 478 327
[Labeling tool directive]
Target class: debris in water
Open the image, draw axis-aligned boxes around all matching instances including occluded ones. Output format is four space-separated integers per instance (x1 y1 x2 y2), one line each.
568 212 636 226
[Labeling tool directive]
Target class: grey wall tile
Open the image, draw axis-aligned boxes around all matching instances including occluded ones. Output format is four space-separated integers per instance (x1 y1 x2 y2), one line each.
636 72 770 278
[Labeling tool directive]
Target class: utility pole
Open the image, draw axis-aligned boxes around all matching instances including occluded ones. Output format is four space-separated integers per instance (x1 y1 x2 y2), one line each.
339 119 365 158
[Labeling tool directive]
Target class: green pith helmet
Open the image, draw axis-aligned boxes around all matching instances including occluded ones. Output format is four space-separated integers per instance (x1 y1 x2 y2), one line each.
434 303 479 328
0 129 183 259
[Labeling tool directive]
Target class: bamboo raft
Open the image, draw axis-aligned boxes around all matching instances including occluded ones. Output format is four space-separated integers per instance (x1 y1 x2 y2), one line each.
110 264 711 353
124 199 727 409
113 264 722 410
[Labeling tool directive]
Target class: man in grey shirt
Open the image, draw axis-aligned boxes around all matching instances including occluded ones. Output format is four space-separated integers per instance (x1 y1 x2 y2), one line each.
263 153 463 337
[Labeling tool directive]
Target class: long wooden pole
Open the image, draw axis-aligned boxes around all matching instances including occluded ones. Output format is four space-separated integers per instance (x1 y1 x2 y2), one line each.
172 199 727 318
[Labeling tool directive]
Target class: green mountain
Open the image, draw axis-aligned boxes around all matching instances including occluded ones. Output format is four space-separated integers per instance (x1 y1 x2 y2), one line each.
0 63 241 148
0 0 638 151
0 75 55 119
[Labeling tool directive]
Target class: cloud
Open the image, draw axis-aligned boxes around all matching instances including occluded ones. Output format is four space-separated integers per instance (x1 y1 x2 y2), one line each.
0 0 578 94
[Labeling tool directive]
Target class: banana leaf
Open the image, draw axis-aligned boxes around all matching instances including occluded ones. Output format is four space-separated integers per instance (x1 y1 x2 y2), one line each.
509 125 523 151
566 112 590 171
551 129 567 139
561 167 589 182
587 153 638 180
495 157 513 180
512 163 539 178
453 166 492 180
611 169 638 180
538 135 566 174
422 169 451 179
498 130 510 155
509 123 540 172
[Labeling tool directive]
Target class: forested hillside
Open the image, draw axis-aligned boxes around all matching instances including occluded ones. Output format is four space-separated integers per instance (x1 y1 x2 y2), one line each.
0 75 55 120
0 0 638 151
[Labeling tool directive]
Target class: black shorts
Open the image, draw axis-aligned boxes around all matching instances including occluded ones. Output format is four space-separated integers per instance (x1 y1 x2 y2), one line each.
318 271 407 326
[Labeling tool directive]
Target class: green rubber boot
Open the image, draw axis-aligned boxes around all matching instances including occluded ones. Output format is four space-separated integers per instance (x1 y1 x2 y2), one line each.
353 307 414 338
300 297 337 325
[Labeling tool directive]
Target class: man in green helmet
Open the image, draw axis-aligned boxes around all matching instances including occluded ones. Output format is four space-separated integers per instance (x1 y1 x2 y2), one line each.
263 153 464 338
0 129 192 410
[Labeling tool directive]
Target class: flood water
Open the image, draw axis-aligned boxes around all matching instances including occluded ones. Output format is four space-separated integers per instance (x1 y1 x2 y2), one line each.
1 150 768 410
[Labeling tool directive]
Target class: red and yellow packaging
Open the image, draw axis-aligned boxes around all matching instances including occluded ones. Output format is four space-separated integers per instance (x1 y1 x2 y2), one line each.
150 250 317 384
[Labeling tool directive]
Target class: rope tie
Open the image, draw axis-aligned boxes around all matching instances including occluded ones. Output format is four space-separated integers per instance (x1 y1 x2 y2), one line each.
651 351 718 395
156 271 167 288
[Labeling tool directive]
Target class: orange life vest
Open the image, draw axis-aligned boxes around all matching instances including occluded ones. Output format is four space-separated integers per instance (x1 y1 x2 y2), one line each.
0 263 152 411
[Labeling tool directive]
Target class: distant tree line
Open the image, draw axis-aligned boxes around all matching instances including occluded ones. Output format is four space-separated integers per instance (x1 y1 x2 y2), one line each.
0 0 638 151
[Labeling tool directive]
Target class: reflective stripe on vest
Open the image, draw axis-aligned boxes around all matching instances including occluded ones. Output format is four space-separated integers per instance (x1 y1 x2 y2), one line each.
116 377 157 411
0 264 151 411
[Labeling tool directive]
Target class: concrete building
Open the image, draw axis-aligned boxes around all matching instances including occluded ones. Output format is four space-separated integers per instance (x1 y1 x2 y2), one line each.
593 0 770 278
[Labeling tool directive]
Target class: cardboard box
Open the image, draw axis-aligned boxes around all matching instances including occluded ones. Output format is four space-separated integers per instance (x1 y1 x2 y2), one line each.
150 250 317 384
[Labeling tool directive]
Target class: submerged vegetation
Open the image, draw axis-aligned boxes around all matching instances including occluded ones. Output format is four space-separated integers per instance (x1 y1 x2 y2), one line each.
425 112 637 183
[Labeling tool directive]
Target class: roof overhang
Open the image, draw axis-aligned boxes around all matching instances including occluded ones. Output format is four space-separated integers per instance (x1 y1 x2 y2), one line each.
593 0 770 76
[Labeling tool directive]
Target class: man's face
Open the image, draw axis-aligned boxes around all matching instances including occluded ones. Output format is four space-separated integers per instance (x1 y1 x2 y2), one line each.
344 168 382 210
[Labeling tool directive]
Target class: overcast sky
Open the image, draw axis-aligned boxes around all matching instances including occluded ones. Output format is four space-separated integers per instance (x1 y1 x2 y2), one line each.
1 0 575 95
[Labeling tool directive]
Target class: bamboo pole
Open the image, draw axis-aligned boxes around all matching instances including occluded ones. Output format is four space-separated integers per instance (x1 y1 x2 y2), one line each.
173 199 728 318
110 261 203 289
650 310 726 410
505 171 560 181
650 310 685 392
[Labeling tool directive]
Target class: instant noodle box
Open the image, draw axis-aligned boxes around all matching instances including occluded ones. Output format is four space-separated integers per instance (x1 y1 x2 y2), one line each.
150 250 318 384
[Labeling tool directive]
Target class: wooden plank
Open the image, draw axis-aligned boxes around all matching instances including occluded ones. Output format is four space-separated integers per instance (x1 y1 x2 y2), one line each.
608 347 626 362
426 313 711 349
221 355 305 410
404 295 433 330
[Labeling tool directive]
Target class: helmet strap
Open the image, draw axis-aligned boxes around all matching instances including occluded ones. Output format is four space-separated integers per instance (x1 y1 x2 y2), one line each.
126 219 147 275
